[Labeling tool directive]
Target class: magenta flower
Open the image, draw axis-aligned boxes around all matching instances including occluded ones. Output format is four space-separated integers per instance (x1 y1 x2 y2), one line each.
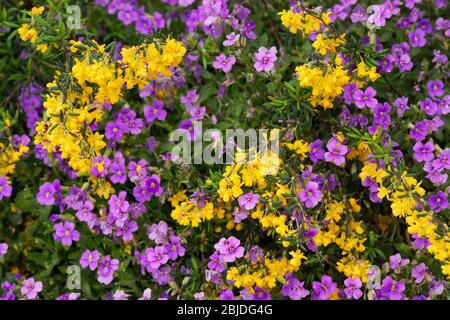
238 192 260 210
80 249 100 271
312 275 337 300
324 138 348 166
20 277 43 300
213 54 236 73
353 87 378 109
53 221 80 246
214 236 244 263
146 246 169 269
413 141 435 163
0 176 12 200
298 181 323 208
254 46 277 73
343 277 363 300
428 191 448 212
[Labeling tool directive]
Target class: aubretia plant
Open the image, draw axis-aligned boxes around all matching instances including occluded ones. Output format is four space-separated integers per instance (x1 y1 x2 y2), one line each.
0 0 449 301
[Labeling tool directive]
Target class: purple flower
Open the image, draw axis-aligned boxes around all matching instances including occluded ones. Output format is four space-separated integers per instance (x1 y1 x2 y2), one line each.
343 277 363 300
367 5 389 27
113 289 130 300
353 87 378 109
97 255 119 285
312 275 337 300
253 287 270 300
178 119 201 141
143 174 163 198
223 32 240 46
419 98 438 116
207 251 225 272
0 177 12 200
409 120 430 141
428 191 448 212
36 182 56 206
433 50 448 64
147 221 169 244
233 207 249 223
128 159 147 183
411 263 428 283
144 100 167 124
0 243 8 256
324 138 348 166
109 163 126 184
408 29 427 47
109 191 129 214
80 249 100 271
117 219 138 242
164 235 185 260
380 276 405 300
75 200 94 222
298 181 322 208
237 192 260 210
53 221 80 246
429 280 444 297
20 278 42 300
427 80 444 98
412 233 431 250
281 273 309 300
214 236 244 263
389 253 410 271
413 141 435 163
189 106 206 121
90 156 110 177
254 46 277 73
139 288 152 300
56 292 80 300
213 54 236 73
219 289 235 300
146 246 169 270
309 139 325 163
117 5 138 26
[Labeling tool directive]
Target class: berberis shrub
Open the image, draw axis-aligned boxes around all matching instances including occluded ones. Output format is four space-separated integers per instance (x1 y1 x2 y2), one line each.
0 0 449 300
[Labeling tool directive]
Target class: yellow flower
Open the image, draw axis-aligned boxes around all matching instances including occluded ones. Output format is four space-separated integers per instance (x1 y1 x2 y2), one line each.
30 6 45 16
